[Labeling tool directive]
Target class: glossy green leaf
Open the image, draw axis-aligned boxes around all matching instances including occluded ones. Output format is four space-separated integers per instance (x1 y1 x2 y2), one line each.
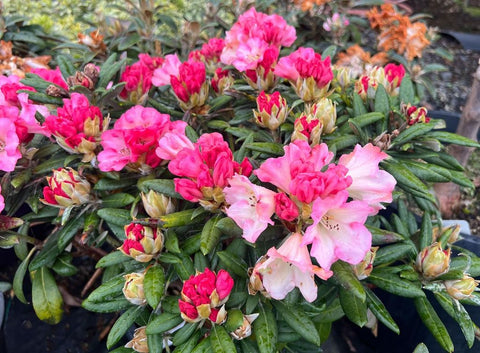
368 226 405 245
427 131 480 148
173 253 195 281
97 208 131 227
374 242 415 266
57 214 86 250
144 265 165 309
200 215 222 255
83 276 125 303
217 250 248 278
191 336 212 353
118 33 141 51
173 331 201 353
254 302 277 353
160 209 201 228
13 248 35 304
52 253 78 276
147 333 164 353
29 231 62 271
56 54 76 79
172 322 199 347
98 54 122 88
331 261 365 301
215 217 243 238
326 134 359 151
365 287 400 334
146 312 183 334
312 297 344 323
107 306 144 348
339 287 367 327
348 112 384 129
414 296 454 352
419 211 432 251
391 122 436 146
21 91 63 105
82 298 131 313
96 251 130 268
368 268 425 298
211 325 236 353
402 161 451 183
434 292 475 348
273 300 320 345
165 231 181 253
374 84 390 132
101 193 136 208
353 92 367 116
413 343 429 353
94 177 137 191
139 179 182 199
246 142 284 156
399 74 415 104
31 267 63 324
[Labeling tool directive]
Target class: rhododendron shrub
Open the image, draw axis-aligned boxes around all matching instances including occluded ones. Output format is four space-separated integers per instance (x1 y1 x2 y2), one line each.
3 4 480 353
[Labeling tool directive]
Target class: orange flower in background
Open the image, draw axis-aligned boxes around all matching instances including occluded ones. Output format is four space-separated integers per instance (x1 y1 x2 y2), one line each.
0 40 51 77
367 4 430 61
78 30 107 54
293 0 330 12
335 44 388 76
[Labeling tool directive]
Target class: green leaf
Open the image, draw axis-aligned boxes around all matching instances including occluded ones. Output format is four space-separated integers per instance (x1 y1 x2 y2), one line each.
365 287 400 334
246 142 284 156
101 193 136 208
31 267 64 324
94 177 137 191
339 287 367 327
331 261 365 301
322 45 337 59
97 208 131 227
239 339 259 353
13 248 35 304
200 215 222 255
427 131 480 148
52 253 78 276
217 250 248 278
353 92 367 116
82 297 130 313
160 209 201 228
172 322 199 347
165 231 181 253
391 122 436 146
57 214 86 251
399 74 415 104
254 302 277 353
434 292 475 348
56 54 76 79
349 112 384 129
368 268 425 298
107 306 144 349
374 242 415 266
173 253 195 281
98 54 124 88
211 325 236 353
312 297 344 323
414 296 454 352
413 343 429 353
402 161 451 183
29 231 62 271
273 301 321 345
118 32 141 51
21 73 54 91
139 179 183 199
144 265 165 309
368 226 405 245
146 312 183 334
374 84 390 132
381 160 435 202
20 90 63 105
96 251 130 268
215 217 243 238
191 336 212 353
83 276 125 303
326 134 359 151
419 212 432 251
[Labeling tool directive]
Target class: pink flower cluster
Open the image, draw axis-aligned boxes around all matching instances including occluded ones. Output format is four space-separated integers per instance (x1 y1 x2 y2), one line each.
97 105 186 173
225 141 396 301
32 67 68 91
189 38 225 72
275 47 333 101
119 53 164 103
179 268 234 324
45 93 106 162
160 132 252 210
221 7 296 90
0 75 49 172
152 54 208 110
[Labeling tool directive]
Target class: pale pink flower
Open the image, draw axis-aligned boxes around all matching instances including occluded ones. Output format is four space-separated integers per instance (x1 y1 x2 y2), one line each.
255 140 333 193
338 143 396 212
156 131 194 161
303 191 373 270
224 174 276 243
151 54 182 87
323 13 349 32
0 117 22 172
232 37 269 72
221 7 296 66
255 233 333 302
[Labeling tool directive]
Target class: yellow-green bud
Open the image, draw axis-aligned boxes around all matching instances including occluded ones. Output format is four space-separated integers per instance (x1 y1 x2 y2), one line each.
141 190 175 218
444 275 479 300
416 243 451 280
123 271 147 306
